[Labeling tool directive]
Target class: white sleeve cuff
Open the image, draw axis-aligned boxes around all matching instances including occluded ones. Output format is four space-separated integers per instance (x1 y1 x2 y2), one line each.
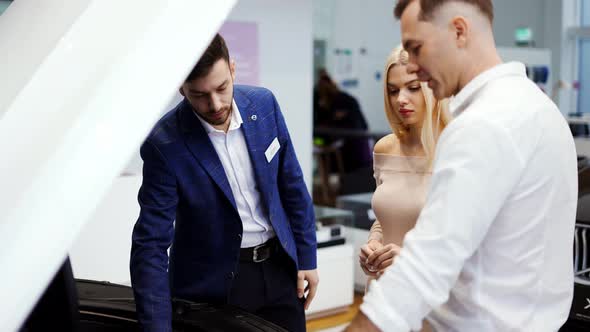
360 265 432 332
360 278 411 332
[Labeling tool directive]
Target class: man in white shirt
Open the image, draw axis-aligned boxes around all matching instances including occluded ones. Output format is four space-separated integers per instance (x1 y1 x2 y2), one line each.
346 0 578 331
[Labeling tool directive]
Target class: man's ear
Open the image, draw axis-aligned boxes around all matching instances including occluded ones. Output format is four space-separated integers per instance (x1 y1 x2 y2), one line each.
450 16 469 48
230 59 236 81
179 85 186 97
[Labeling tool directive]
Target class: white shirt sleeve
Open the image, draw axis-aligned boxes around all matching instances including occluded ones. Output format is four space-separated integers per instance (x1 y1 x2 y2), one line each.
361 118 526 331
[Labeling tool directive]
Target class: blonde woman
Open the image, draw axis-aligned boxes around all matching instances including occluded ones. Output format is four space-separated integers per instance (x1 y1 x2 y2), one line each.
359 45 451 286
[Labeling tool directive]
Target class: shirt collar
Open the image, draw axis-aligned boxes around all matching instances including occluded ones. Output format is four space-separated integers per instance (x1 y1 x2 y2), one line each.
194 99 242 134
449 62 526 116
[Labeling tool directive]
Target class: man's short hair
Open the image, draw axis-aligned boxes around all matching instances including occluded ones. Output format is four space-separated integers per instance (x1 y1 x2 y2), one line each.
394 0 494 23
186 33 230 82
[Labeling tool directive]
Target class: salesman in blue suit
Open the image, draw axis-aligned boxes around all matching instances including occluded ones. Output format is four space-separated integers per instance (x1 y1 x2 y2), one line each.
130 34 318 332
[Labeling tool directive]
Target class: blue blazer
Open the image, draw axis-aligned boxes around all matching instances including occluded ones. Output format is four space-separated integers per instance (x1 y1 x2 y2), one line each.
130 85 317 330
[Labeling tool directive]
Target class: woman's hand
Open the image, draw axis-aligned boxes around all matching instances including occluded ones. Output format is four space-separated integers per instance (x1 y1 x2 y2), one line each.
359 239 383 276
366 243 401 273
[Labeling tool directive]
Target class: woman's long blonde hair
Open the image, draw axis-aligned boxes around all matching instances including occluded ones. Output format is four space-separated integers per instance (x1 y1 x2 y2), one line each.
383 45 451 164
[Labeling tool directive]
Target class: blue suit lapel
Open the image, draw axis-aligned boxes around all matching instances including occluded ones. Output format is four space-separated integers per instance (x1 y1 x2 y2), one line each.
235 88 273 211
177 100 237 211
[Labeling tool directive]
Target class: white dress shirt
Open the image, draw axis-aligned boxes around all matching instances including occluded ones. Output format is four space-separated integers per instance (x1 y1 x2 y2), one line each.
361 62 578 331
195 100 275 248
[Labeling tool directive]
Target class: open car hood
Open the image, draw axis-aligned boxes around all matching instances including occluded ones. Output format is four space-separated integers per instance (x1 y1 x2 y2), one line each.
0 0 236 330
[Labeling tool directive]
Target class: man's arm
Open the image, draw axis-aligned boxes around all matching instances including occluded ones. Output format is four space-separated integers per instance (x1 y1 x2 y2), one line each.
356 119 525 331
271 92 317 270
271 93 319 307
130 139 178 331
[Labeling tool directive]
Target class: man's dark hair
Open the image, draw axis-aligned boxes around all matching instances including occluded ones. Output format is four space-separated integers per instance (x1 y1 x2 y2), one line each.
394 0 494 23
186 33 230 82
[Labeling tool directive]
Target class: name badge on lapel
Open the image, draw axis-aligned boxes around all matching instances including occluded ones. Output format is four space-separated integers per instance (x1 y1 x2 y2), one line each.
265 137 280 163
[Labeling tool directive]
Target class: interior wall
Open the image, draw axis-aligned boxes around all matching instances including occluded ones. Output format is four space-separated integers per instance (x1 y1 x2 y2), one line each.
542 0 563 99
314 0 401 133
228 0 313 187
314 0 565 132
492 0 546 48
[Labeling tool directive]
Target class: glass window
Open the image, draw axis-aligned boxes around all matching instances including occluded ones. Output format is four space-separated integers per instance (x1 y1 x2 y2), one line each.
577 1 590 112
584 0 590 26
579 39 590 113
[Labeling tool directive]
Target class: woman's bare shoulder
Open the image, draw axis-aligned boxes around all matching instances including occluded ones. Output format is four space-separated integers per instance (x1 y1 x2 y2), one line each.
373 134 400 154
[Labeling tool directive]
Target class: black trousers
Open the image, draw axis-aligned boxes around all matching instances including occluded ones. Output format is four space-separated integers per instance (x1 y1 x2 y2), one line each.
228 247 306 332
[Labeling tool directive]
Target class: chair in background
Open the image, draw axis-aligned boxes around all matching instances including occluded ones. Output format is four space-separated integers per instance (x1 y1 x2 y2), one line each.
313 139 345 205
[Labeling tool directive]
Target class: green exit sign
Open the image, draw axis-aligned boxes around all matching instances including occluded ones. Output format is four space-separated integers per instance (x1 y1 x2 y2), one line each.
515 27 533 46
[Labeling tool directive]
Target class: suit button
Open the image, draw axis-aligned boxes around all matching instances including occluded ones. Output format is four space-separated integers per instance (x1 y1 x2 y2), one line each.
229 272 235 279
238 234 242 240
